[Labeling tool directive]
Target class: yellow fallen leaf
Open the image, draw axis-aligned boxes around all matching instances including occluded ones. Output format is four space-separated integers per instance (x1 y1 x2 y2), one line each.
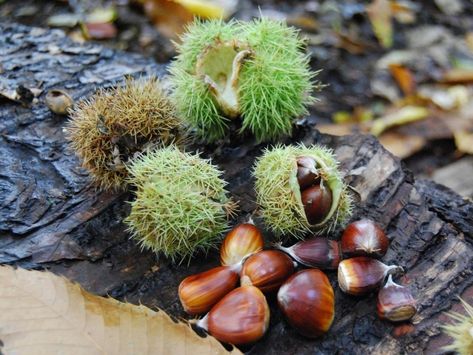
454 131 473 154
0 266 239 355
466 32 473 53
367 0 393 48
175 0 235 18
370 105 429 136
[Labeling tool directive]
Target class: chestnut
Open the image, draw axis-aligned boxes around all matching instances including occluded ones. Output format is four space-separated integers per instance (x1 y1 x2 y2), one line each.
296 156 320 190
178 265 240 315
301 184 333 225
220 222 264 266
338 257 403 296
240 250 296 293
278 269 335 338
197 285 270 345
377 275 417 322
341 219 389 258
276 236 341 270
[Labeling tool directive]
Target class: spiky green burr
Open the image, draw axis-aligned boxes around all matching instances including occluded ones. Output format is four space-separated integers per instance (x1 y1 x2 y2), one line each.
442 299 473 355
66 77 183 190
125 146 236 262
169 18 318 142
253 144 352 238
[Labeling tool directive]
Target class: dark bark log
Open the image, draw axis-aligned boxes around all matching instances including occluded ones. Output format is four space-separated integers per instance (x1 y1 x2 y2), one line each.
1 23 472 354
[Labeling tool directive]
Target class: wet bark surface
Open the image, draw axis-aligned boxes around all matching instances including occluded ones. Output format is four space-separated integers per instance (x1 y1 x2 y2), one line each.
1 23 472 354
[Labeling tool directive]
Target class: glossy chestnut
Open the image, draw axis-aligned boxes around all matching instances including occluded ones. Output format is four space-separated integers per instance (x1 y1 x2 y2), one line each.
296 156 320 190
178 265 240 315
240 250 296 293
278 269 335 338
197 285 270 345
377 275 417 322
341 219 389 258
220 222 264 266
276 236 341 270
301 184 332 225
338 257 403 296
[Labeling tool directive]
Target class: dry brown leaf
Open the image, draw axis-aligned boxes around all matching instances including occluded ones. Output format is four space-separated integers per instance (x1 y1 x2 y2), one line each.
389 64 416 96
336 32 370 54
143 0 194 39
390 1 416 24
378 132 426 158
367 0 393 48
0 266 239 355
317 123 357 136
441 69 473 84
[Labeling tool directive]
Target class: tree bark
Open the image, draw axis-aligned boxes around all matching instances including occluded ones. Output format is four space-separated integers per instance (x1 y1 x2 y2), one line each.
1 23 472 354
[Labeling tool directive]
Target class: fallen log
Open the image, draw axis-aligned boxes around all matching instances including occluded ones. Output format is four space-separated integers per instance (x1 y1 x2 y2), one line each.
0 22 472 354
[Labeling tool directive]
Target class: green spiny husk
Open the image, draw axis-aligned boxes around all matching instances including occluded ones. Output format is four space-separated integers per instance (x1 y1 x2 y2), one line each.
442 298 473 355
169 18 319 143
253 144 353 239
66 76 184 190
125 146 235 262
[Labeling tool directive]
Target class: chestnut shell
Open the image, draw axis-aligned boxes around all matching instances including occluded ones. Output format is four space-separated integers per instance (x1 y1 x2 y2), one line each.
220 223 264 266
207 285 270 345
277 269 335 338
341 219 389 258
178 266 239 315
301 184 333 225
241 250 295 293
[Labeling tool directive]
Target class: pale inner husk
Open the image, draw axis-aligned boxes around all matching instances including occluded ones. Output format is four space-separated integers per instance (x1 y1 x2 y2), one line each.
195 40 252 118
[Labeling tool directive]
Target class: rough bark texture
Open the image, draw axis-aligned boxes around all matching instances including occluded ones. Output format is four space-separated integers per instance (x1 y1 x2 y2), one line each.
1 23 472 354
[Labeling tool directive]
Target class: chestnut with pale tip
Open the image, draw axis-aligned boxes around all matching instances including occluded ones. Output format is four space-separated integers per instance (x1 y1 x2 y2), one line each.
338 257 403 296
341 219 389 258
301 184 333 225
377 275 417 322
240 250 296 293
178 264 241 315
275 236 341 270
220 222 264 266
278 269 335 338
196 285 270 346
296 156 320 189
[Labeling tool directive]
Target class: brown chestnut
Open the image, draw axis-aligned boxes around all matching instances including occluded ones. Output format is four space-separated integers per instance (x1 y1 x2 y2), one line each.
338 257 403 296
341 219 389 258
301 184 332 225
220 222 264 266
240 250 296 293
278 269 335 338
178 265 240 315
276 236 341 270
197 285 270 345
296 156 320 190
377 275 417 322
